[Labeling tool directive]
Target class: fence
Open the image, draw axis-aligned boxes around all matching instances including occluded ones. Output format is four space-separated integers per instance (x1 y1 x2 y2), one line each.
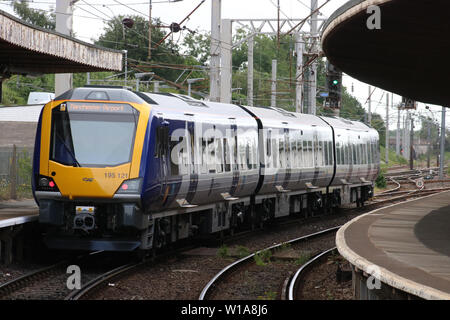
0 145 34 200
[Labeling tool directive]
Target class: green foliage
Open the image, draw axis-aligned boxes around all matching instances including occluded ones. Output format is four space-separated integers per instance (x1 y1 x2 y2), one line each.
254 249 272 266
375 172 387 189
217 245 229 258
13 0 55 29
235 245 251 259
257 291 277 300
295 252 311 266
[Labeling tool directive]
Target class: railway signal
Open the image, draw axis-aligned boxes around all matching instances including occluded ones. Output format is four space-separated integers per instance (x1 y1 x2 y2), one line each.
325 62 342 109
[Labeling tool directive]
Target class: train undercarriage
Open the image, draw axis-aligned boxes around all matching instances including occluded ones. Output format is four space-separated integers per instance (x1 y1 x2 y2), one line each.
39 183 373 252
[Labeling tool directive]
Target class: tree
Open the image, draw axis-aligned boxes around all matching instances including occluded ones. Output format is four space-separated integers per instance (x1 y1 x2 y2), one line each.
13 0 55 29
95 15 191 83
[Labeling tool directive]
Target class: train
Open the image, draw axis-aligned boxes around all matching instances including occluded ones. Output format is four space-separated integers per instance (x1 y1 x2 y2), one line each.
32 85 380 252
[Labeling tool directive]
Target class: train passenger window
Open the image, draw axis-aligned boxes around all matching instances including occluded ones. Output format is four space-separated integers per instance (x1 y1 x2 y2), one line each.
285 134 291 168
233 135 238 170
364 144 367 164
279 138 285 168
343 144 347 165
329 142 333 165
359 144 363 165
324 141 329 166
208 138 216 173
223 138 231 172
307 141 313 167
201 138 207 174
266 130 272 157
189 127 195 174
216 138 223 173
318 141 323 167
169 136 181 176
292 135 297 169
353 144 357 165
246 143 251 170
297 140 303 168
272 138 278 168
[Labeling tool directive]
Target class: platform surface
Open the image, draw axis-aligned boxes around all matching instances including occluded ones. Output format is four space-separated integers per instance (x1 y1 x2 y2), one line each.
0 199 38 228
337 191 450 299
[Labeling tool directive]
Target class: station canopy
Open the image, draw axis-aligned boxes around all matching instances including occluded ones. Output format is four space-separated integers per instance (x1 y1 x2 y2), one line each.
321 0 450 107
0 9 122 77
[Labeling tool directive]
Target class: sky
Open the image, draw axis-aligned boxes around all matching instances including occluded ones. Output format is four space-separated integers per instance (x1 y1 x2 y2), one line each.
0 0 447 131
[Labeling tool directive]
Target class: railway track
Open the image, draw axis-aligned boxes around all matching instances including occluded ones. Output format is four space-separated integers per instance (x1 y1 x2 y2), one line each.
198 186 450 301
284 247 338 300
199 226 340 300
0 251 134 300
2 182 448 300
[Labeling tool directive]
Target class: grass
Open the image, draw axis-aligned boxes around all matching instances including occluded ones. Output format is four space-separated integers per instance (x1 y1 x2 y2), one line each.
0 183 32 200
254 249 272 266
379 146 408 169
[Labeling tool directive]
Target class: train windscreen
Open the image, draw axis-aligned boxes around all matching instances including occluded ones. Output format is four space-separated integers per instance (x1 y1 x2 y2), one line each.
49 102 139 167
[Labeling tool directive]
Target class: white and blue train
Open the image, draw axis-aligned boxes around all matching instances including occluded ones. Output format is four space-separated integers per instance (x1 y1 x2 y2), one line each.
32 86 379 251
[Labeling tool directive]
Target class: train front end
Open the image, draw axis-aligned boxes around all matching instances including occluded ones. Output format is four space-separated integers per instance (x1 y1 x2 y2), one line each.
32 87 151 251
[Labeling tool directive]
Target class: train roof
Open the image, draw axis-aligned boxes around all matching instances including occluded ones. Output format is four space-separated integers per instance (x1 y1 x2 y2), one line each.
54 87 375 132
320 116 375 133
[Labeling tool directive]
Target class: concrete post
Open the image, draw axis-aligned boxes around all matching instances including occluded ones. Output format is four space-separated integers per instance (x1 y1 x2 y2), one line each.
271 60 277 108
220 19 232 103
210 0 221 102
247 35 254 106
295 33 303 113
55 0 74 96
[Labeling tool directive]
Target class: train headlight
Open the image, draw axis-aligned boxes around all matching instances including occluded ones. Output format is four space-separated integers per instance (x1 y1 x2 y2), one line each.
36 175 59 192
116 178 142 194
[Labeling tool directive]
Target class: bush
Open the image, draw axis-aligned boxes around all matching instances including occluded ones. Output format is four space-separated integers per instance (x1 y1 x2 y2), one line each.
375 172 387 189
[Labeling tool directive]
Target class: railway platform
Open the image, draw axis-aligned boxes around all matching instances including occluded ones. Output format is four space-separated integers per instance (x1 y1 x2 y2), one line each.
0 199 38 264
337 191 450 300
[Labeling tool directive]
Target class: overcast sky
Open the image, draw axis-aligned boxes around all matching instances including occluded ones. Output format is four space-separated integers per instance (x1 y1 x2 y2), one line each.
0 0 447 130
